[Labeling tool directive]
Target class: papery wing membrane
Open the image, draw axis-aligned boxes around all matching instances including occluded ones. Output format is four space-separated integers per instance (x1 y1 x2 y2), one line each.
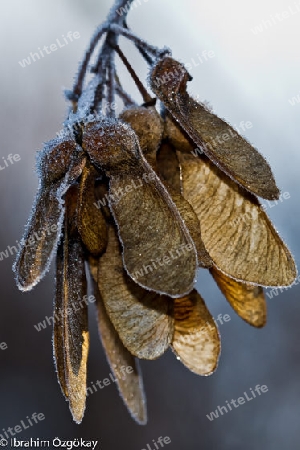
156 142 212 268
210 267 267 328
98 225 174 360
53 186 89 424
172 289 220 375
150 57 279 200
14 184 64 291
108 167 197 297
90 271 147 424
178 152 296 287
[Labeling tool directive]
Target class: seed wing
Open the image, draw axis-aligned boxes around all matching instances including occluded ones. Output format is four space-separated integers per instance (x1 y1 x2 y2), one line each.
150 57 279 200
210 267 266 327
92 274 147 424
53 238 68 398
108 168 198 296
98 226 174 360
13 184 64 291
172 289 220 375
178 152 296 287
13 150 85 291
156 142 212 268
54 186 89 424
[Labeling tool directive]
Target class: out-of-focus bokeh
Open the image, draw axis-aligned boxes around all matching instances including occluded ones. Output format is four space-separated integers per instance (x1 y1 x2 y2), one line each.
1 1 300 449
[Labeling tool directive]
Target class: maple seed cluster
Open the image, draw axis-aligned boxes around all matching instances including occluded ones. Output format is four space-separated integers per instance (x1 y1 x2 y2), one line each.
13 0 296 426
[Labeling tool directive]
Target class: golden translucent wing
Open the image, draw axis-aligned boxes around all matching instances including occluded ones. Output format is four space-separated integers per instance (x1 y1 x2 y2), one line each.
172 289 220 375
77 163 107 255
150 57 279 200
98 226 174 360
83 120 198 297
178 152 296 286
210 267 266 327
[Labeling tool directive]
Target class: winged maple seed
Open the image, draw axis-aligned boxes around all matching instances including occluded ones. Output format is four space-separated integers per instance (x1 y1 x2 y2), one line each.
12 0 296 425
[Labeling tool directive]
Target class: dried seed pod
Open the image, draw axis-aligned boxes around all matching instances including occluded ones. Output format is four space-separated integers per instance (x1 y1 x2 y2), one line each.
120 108 212 269
119 105 164 167
150 56 279 200
13 134 85 291
36 132 83 182
12 0 298 425
83 119 198 297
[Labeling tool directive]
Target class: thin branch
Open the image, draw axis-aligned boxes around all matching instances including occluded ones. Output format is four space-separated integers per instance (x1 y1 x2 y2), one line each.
72 0 136 100
109 24 168 58
114 45 152 103
123 21 154 65
72 25 108 100
106 58 116 117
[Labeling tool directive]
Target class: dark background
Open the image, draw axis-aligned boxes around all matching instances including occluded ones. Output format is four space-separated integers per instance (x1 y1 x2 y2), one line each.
1 1 300 449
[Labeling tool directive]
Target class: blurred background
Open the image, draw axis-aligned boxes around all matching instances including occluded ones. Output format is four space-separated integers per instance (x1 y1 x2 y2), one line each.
1 0 300 449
